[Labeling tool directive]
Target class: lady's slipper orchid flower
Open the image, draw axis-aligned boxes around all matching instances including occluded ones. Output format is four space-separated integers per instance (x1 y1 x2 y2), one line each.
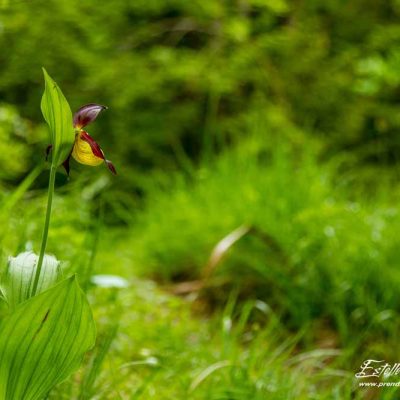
48 104 116 175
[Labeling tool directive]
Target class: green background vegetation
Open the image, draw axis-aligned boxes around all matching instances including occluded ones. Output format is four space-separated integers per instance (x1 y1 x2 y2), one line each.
1 0 400 398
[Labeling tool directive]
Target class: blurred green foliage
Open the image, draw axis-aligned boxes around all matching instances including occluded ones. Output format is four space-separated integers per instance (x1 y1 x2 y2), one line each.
2 0 400 184
129 127 400 346
3 1 400 398
0 104 31 181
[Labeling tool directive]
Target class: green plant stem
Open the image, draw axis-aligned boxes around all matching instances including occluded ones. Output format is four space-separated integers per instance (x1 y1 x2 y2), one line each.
31 165 57 296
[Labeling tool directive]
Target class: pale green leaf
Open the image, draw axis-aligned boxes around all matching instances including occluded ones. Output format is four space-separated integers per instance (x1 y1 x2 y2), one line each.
0 276 96 400
1 251 62 310
40 68 74 166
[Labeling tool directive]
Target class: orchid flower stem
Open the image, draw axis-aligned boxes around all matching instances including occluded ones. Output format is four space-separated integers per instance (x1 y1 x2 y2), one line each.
31 165 57 296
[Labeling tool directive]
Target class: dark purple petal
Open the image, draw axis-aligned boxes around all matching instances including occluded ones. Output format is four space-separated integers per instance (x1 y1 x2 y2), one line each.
62 151 73 176
105 160 117 175
80 131 117 175
73 104 107 129
80 131 105 159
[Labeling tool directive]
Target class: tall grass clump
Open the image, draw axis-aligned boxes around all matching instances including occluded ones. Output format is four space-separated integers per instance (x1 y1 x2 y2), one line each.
128 127 400 348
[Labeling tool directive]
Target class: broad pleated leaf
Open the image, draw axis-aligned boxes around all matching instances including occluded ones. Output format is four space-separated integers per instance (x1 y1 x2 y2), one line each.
1 252 62 310
0 276 96 400
40 68 74 167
